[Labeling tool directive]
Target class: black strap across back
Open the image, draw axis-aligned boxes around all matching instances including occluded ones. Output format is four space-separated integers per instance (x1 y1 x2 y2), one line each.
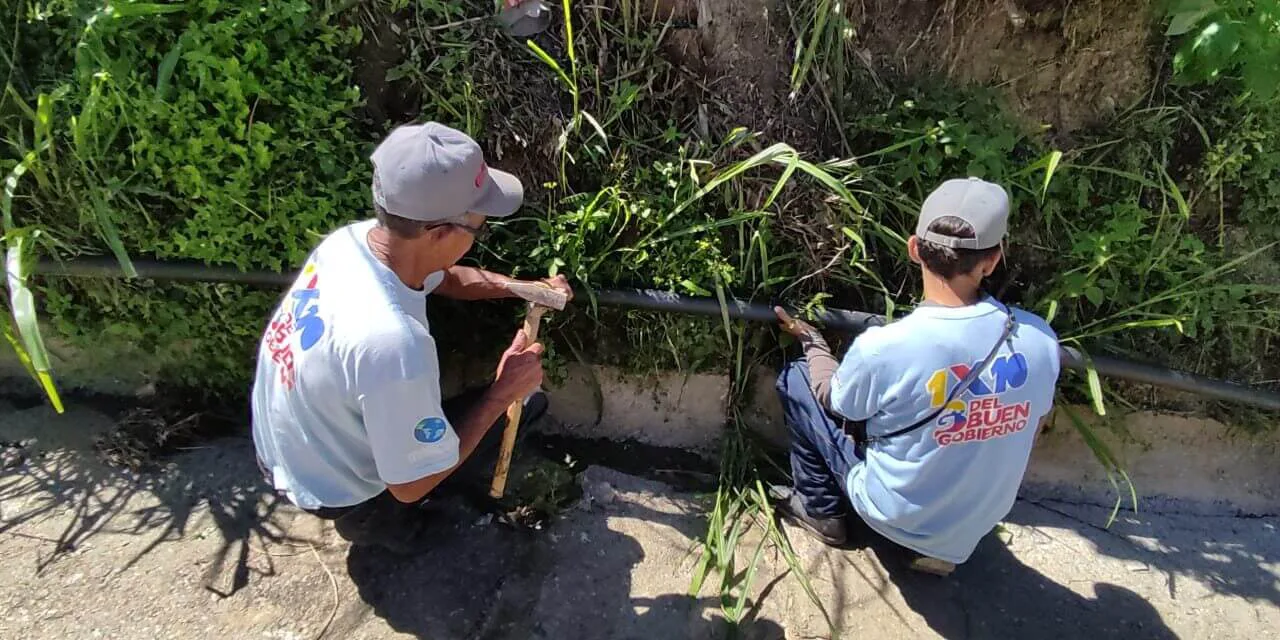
863 301 1018 445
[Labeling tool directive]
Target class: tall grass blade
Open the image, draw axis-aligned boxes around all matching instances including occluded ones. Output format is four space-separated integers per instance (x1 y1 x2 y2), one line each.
525 41 574 90
643 211 769 246
714 280 735 350
1061 405 1137 527
1073 317 1184 340
5 238 64 413
560 0 576 69
2 316 40 383
34 94 54 159
155 43 183 95
2 154 64 411
752 474 837 635
764 155 799 209
1045 299 1059 324
1061 163 1162 189
1040 150 1063 204
688 535 715 596
88 189 137 278
2 153 33 229
729 524 769 621
677 143 796 213
107 3 187 18
1084 355 1107 417
580 110 608 146
1161 169 1191 219
789 0 833 95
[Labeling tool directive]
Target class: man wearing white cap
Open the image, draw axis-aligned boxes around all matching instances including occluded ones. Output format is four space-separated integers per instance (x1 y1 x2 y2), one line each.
773 177 1061 575
251 122 571 553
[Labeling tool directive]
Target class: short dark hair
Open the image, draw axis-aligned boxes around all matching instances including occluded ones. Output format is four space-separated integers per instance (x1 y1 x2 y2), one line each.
374 203 429 239
916 216 1002 279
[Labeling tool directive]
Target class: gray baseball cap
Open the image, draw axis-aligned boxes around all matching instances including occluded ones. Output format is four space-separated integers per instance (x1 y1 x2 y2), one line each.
370 122 523 222
916 177 1010 250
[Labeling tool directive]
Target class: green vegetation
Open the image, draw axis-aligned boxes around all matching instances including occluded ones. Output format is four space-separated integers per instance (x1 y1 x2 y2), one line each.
4 0 1279 634
1165 0 1280 100
3 0 370 395
5 1 1273 399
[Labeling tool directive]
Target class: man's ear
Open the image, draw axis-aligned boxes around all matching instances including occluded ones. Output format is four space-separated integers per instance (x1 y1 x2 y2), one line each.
907 235 922 265
981 246 1004 277
423 224 452 243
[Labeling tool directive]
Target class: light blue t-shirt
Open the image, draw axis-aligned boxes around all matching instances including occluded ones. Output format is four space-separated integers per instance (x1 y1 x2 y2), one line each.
830 297 1060 564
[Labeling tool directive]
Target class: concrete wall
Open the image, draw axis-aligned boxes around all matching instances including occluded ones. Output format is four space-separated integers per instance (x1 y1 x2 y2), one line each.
5 353 1276 516
536 364 1279 516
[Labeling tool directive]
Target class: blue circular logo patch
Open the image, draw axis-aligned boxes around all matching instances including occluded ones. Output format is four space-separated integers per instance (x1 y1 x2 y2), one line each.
413 417 448 444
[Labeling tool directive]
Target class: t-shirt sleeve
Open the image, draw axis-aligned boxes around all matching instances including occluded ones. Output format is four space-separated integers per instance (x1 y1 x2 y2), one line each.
423 271 445 294
828 328 888 422
354 330 459 485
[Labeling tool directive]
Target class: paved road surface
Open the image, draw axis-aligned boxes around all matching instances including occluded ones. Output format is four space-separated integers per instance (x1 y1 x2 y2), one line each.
1 402 1276 639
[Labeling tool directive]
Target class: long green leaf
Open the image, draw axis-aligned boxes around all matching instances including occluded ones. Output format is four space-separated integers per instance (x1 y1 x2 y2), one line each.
525 41 574 91
1041 150 1063 203
2 152 37 230
2 157 63 412
679 143 798 213
1073 317 1185 340
156 43 183 95
789 0 835 94
754 476 836 635
87 189 137 278
764 155 799 209
713 280 735 349
1 316 40 382
34 94 54 156
1162 169 1191 219
580 110 608 146
729 524 769 621
1061 163 1163 189
1061 405 1137 527
1086 358 1106 417
688 541 715 596
108 3 187 18
560 0 577 66
642 211 770 247
5 239 64 413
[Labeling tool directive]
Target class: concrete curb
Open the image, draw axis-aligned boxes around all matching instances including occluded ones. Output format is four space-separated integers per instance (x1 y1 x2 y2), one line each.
4 357 1276 517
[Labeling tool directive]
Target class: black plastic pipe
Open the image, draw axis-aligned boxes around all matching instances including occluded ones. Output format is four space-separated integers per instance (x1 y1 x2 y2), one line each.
33 257 1280 412
36 257 294 288
591 288 887 334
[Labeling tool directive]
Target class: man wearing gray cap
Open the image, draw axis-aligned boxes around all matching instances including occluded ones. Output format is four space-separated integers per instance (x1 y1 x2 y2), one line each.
772 177 1061 575
250 122 571 553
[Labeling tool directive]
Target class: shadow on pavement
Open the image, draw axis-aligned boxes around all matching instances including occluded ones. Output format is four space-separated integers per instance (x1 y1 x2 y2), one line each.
0 402 295 597
851 516 1180 639
342 484 786 640
1013 497 1280 607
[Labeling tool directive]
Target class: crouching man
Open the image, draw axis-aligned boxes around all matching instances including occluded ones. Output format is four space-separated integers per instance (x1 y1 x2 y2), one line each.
774 177 1060 575
251 122 571 554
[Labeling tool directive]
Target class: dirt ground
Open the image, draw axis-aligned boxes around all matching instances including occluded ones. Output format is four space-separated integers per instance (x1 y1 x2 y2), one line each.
849 0 1155 135
2 400 1278 639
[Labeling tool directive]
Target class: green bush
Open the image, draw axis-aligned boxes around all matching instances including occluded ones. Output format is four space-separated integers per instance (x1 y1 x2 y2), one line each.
1164 0 1280 101
2 0 1278 406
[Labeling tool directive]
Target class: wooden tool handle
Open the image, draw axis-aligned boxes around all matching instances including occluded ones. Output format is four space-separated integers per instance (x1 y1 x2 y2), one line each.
489 306 547 499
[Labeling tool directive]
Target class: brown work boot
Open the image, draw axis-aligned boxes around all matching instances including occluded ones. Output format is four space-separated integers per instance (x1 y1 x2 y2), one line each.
908 554 957 577
778 492 848 547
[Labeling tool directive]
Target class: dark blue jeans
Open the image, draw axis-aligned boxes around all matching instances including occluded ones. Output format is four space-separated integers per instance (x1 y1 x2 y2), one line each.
776 359 863 519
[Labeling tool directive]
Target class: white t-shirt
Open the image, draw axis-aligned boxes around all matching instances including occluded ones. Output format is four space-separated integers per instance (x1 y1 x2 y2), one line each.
251 219 456 509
